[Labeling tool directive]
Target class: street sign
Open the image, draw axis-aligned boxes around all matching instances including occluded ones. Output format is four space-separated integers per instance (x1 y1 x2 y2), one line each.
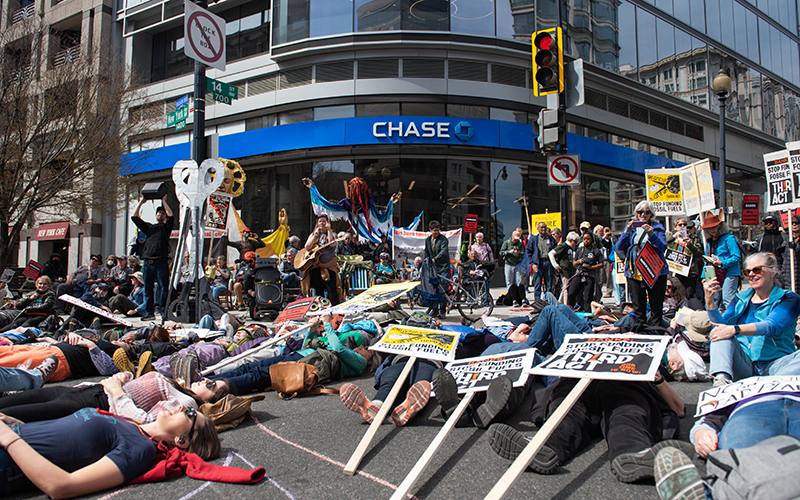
464 214 478 233
742 195 759 225
207 77 238 105
547 154 580 186
166 105 189 129
176 94 189 109
184 0 226 71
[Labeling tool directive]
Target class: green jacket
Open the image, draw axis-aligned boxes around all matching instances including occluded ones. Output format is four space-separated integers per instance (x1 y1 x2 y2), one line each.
500 238 525 266
425 234 451 275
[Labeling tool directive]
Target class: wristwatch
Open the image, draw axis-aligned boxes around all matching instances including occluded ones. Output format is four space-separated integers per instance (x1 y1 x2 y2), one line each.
734 325 741 335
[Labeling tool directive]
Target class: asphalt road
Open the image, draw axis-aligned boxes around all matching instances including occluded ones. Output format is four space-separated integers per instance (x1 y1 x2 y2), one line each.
8 288 710 500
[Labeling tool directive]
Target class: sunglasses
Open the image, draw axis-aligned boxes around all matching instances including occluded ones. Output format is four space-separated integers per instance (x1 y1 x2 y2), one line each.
204 379 216 391
793 221 800 225
637 210 653 216
676 223 686 227
90 257 101 262
666 285 674 290
744 266 765 277
184 407 197 439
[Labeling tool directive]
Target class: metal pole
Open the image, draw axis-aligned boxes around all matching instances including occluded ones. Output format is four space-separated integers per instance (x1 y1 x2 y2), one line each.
718 93 727 212
494 176 499 256
191 0 207 325
194 207 202 324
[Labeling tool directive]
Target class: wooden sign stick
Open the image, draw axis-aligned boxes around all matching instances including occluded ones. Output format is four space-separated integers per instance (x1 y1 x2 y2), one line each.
201 325 310 376
343 356 417 475
484 377 592 500
390 392 476 500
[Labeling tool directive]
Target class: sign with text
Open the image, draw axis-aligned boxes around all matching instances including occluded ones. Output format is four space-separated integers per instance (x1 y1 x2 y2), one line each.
645 168 683 215
634 242 664 287
530 212 561 232
22 260 42 280
58 294 133 326
464 214 478 234
665 244 692 277
207 77 239 105
528 335 668 381
307 281 420 316
694 159 716 212
741 195 760 225
445 349 537 394
184 0 226 71
205 192 232 230
273 297 317 324
695 376 800 417
679 164 701 216
779 208 800 228
764 149 793 211
370 325 458 363
787 141 800 205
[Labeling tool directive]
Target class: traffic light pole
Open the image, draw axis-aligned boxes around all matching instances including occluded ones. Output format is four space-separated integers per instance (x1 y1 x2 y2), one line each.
556 2 569 234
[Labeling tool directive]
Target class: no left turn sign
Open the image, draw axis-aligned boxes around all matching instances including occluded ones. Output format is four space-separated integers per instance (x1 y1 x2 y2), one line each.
184 0 226 71
547 154 581 186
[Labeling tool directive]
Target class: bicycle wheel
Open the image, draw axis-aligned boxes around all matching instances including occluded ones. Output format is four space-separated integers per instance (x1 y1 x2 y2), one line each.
456 280 493 321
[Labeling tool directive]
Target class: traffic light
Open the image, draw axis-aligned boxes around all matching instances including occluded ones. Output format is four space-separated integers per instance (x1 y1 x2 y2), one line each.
532 27 564 96
536 108 566 151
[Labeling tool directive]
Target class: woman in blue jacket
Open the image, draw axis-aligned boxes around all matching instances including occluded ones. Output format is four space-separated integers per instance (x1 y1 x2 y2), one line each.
701 214 741 310
615 200 668 326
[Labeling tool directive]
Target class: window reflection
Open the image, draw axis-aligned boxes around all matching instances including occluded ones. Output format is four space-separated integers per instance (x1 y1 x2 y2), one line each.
450 0 495 36
356 0 401 31
310 0 353 37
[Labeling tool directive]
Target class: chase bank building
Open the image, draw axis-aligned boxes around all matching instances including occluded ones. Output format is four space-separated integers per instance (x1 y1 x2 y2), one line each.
119 0 800 246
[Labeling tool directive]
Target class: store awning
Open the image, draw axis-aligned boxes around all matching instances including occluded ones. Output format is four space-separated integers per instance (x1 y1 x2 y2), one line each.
34 222 70 240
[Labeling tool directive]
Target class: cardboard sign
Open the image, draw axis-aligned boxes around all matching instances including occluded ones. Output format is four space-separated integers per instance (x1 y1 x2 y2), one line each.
741 195 760 225
205 193 233 231
273 297 317 324
764 150 793 211
695 376 800 417
645 169 684 215
370 325 458 363
445 350 537 394
308 281 420 316
680 164 701 216
614 256 626 284
530 212 561 232
1 269 14 283
464 214 478 234
634 242 664 287
694 159 716 211
528 334 668 381
22 260 42 280
58 294 133 326
665 244 692 277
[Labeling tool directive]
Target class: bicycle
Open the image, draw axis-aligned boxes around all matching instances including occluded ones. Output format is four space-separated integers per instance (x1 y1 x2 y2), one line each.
426 270 493 322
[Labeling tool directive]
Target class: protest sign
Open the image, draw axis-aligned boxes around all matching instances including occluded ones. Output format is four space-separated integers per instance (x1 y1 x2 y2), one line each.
0 269 14 283
695 376 800 417
764 150 793 211
392 228 462 267
634 242 664 287
673 306 694 327
779 208 800 228
58 294 132 326
645 169 684 215
528 334 668 381
693 159 716 211
665 244 692 277
680 164 701 216
22 260 42 280
741 195 759 225
273 296 317 324
530 212 561 232
205 193 233 230
614 257 626 284
445 350 537 394
787 141 800 202
371 325 459 363
202 324 312 376
307 281 419 316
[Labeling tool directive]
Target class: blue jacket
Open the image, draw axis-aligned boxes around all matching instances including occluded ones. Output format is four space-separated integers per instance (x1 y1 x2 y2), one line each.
709 285 800 363
526 233 557 267
615 221 669 278
129 285 147 316
707 232 742 277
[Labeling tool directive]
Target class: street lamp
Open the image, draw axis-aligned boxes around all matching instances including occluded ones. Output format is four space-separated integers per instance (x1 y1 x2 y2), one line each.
712 68 732 211
493 166 508 254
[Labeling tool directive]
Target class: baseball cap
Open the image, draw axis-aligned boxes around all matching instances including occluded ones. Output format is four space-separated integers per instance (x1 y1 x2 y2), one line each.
244 251 258 261
580 221 591 229
117 254 127 260
763 214 779 223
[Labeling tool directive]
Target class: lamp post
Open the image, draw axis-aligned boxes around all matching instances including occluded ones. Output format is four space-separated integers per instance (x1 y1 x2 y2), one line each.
493 166 508 255
712 69 732 211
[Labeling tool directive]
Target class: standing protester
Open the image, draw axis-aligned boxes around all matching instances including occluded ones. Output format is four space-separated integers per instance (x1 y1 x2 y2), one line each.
616 200 669 326
302 214 343 305
568 233 605 312
602 227 614 297
666 217 704 301
40 254 66 284
424 220 451 318
754 214 787 267
132 195 174 320
701 214 741 310
549 231 580 304
527 222 556 301
782 215 800 293
500 229 526 306
685 220 704 301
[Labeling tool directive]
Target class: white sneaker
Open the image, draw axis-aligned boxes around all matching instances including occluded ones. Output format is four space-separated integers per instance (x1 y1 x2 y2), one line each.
712 373 732 387
219 313 234 337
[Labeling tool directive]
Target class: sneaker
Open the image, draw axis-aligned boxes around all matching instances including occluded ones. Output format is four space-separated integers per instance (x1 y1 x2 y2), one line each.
135 350 154 378
472 375 512 429
391 380 431 426
170 353 199 385
219 313 234 337
113 348 136 374
488 423 560 474
90 317 102 333
431 368 459 420
511 301 521 307
654 447 705 500
34 354 59 385
712 373 732 387
340 383 380 424
141 313 156 321
610 439 696 483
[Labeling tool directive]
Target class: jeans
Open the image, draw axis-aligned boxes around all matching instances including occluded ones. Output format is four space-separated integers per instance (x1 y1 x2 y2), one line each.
197 315 216 330
374 359 436 403
532 262 553 300
525 304 591 354
0 384 108 422
211 285 228 301
281 273 300 288
504 264 526 290
209 352 302 394
710 338 800 381
718 398 800 451
142 259 170 314
719 275 739 311
0 422 31 496
0 367 42 393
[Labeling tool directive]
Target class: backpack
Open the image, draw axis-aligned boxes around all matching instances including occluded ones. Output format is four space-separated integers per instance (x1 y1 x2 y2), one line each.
38 314 63 333
299 343 342 385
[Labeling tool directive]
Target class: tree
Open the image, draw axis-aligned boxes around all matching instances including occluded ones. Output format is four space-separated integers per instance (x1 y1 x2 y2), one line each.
0 21 156 270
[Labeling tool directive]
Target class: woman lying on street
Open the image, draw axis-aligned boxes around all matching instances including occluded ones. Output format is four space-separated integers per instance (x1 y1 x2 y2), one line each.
0 405 220 498
0 369 229 424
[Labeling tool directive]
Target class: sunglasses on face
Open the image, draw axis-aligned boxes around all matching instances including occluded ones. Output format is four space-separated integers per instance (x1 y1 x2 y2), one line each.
204 379 216 391
637 210 652 216
676 223 686 227
793 221 800 225
666 285 674 290
184 407 197 439
745 266 765 277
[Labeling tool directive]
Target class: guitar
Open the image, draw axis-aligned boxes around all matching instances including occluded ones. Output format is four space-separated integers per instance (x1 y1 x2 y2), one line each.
294 236 347 272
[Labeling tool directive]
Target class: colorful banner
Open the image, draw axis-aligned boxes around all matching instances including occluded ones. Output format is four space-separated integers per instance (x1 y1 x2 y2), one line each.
695 376 800 417
273 297 317 324
445 350 537 394
694 159 716 212
58 294 133 326
764 149 793 211
665 244 692 277
392 228 462 267
528 335 668 381
530 212 562 232
308 281 420 316
371 325 459 363
205 193 233 231
645 169 684 215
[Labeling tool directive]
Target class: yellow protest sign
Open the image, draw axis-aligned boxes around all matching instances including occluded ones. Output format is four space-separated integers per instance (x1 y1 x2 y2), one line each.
645 169 684 215
370 325 459 362
530 212 561 232
309 281 420 316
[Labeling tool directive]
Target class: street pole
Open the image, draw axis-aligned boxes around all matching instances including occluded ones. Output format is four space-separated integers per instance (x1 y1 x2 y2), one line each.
192 0 207 324
712 69 731 212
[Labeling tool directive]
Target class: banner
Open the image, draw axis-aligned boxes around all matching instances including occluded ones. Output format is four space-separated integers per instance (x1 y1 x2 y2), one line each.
273 297 317 324
308 281 420 316
694 159 716 212
764 149 793 211
645 169 683 215
680 164 701 216
634 242 664 287
371 325 459 363
205 193 233 231
665 244 692 277
695 376 800 417
528 334 668 381
58 294 132 326
530 212 561 232
392 228 462 267
445 350 537 394
741 195 760 225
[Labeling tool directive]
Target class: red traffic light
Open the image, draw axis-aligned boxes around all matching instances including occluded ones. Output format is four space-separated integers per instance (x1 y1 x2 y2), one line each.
532 28 563 96
534 32 554 51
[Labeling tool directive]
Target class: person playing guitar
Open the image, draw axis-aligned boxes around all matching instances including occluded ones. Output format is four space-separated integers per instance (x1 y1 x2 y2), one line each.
301 213 344 305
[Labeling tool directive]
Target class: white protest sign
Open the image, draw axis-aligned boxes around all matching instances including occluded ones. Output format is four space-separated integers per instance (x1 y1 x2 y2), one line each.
764 150 793 211
527 334 668 381
680 164 701 216
370 325 459 363
695 376 800 417
694 159 716 211
786 141 800 202
665 244 692 277
58 294 132 326
445 349 537 394
307 281 419 316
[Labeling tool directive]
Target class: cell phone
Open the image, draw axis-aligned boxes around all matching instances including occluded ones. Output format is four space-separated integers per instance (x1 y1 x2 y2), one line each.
680 227 687 239
631 220 646 229
704 265 716 283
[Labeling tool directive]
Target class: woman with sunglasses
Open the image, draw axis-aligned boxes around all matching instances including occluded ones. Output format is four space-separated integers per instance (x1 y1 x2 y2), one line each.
616 200 669 326
0 370 228 424
781 215 800 293
704 252 800 387
0 404 219 498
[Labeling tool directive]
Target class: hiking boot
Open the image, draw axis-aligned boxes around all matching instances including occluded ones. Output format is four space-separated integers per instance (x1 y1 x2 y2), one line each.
135 351 153 378
488 423 560 474
611 439 696 483
340 383 380 424
654 447 705 500
472 375 512 429
391 380 431 426
170 353 199 385
34 354 59 385
90 317 103 334
431 368 459 420
113 348 136 374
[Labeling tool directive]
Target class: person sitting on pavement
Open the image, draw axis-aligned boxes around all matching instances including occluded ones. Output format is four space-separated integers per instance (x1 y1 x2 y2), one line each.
704 252 800 387
662 276 687 324
58 282 113 332
374 253 397 285
109 272 146 317
107 255 134 298
206 255 231 304
53 254 106 313
0 276 56 333
40 254 66 284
